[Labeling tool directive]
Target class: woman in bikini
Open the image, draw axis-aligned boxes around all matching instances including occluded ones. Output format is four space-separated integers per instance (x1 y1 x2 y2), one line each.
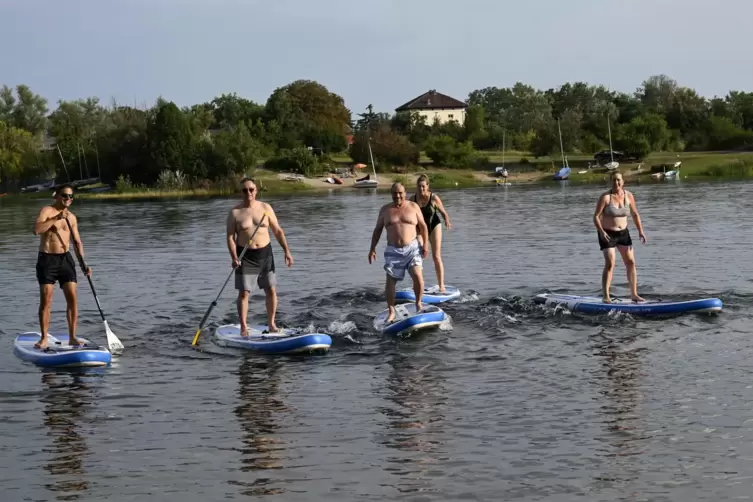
593 171 647 303
412 174 453 293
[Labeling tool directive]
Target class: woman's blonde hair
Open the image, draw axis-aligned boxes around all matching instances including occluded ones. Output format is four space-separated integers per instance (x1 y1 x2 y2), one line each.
417 174 429 185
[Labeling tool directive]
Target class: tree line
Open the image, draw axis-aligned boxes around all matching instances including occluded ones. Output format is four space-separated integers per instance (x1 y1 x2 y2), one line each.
1 75 752 190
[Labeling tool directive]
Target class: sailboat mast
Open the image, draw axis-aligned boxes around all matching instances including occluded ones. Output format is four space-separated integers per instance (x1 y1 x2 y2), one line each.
607 114 614 163
367 139 377 180
502 129 506 167
557 118 565 166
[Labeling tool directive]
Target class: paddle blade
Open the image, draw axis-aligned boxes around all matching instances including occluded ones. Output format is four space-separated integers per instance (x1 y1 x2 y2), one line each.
104 320 125 353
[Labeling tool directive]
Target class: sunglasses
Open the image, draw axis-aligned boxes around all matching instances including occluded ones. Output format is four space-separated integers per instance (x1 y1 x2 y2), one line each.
59 193 74 200
242 187 256 194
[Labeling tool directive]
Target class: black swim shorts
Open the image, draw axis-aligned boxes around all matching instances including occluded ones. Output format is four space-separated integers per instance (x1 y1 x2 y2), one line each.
235 243 277 291
598 228 633 250
36 252 77 287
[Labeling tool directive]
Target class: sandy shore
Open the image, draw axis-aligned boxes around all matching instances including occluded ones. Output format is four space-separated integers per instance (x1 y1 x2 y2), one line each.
270 170 546 191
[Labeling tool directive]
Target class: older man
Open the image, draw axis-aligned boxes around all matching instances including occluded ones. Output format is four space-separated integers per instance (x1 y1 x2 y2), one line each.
226 177 294 335
368 182 429 322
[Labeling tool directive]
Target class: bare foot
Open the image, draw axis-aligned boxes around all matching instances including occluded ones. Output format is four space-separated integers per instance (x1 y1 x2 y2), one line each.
240 327 249 337
268 324 282 333
415 302 424 312
34 336 49 350
602 296 612 304
631 295 645 303
439 285 447 294
385 307 396 323
68 337 83 346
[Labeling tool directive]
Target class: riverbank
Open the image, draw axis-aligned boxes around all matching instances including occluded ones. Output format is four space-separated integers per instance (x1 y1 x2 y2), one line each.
5 151 752 202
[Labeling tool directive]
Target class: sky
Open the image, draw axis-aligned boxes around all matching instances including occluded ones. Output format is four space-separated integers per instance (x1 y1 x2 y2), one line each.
2 0 752 117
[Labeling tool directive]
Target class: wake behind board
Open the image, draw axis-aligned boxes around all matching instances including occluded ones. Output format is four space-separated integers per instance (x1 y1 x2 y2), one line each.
13 332 112 368
374 304 448 336
395 285 461 304
213 324 332 354
533 293 723 316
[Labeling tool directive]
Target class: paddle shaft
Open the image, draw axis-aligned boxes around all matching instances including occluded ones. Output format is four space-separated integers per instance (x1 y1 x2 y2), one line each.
63 217 108 322
191 212 267 346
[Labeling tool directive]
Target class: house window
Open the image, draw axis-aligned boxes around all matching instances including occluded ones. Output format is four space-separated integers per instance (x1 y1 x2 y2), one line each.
448 114 454 119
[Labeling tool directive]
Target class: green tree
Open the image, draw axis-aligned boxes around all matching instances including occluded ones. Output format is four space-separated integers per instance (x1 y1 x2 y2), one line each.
0 84 49 136
265 79 351 152
145 101 196 182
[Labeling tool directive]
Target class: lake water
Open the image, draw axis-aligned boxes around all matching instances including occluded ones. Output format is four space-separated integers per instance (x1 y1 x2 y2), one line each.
2 179 753 501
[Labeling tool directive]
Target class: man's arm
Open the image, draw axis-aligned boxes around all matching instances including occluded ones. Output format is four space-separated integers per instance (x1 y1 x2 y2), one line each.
33 207 62 235
369 207 385 253
226 210 239 262
68 214 84 257
266 205 291 255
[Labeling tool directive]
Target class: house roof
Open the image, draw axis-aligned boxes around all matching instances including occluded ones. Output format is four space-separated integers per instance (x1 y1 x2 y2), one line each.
395 90 467 112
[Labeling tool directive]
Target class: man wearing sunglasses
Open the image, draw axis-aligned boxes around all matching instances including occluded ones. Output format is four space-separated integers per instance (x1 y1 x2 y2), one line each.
32 184 92 349
227 177 294 335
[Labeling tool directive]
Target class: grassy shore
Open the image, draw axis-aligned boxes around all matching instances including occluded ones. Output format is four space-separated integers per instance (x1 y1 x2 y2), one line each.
5 150 752 202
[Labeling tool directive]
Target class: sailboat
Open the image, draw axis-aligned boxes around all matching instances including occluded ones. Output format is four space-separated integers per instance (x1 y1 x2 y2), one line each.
604 114 619 171
495 129 511 186
354 139 379 189
553 119 571 181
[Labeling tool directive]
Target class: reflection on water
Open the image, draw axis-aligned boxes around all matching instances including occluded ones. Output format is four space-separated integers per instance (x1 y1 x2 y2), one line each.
40 370 99 500
231 357 289 497
592 330 647 491
377 351 448 495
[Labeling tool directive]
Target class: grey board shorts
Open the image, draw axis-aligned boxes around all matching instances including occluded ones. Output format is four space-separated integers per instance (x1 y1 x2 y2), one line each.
235 243 277 291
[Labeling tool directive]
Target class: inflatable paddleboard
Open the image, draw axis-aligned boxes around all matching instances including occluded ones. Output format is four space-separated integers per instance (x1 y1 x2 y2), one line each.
213 324 332 354
395 285 461 304
374 304 447 336
533 293 723 316
13 332 112 368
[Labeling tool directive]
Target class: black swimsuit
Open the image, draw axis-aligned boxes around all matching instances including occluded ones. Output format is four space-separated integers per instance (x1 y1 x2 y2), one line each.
412 192 442 231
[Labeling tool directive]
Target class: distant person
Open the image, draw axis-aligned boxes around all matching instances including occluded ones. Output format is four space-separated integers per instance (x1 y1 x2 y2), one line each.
368 182 429 322
227 177 294 335
593 171 647 303
411 174 453 292
32 184 91 349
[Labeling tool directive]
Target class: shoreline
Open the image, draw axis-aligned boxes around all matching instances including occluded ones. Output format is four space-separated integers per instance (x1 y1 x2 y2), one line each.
5 151 752 201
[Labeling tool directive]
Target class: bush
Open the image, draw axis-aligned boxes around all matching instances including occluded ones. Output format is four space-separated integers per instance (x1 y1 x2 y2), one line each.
264 147 323 177
156 169 187 190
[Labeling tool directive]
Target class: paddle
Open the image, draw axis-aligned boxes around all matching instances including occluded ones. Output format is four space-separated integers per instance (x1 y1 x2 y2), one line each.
63 216 125 354
191 212 268 346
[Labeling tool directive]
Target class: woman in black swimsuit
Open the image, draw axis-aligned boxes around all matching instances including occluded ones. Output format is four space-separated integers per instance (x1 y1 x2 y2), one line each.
412 174 453 292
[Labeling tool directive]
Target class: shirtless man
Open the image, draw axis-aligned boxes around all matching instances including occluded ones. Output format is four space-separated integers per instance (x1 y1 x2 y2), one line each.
368 182 429 322
593 171 647 303
32 184 92 349
227 177 293 335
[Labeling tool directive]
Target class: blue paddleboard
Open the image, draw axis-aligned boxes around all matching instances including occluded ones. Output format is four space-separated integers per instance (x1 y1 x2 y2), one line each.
533 293 723 316
213 324 332 354
373 304 448 336
395 285 461 304
13 332 112 368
